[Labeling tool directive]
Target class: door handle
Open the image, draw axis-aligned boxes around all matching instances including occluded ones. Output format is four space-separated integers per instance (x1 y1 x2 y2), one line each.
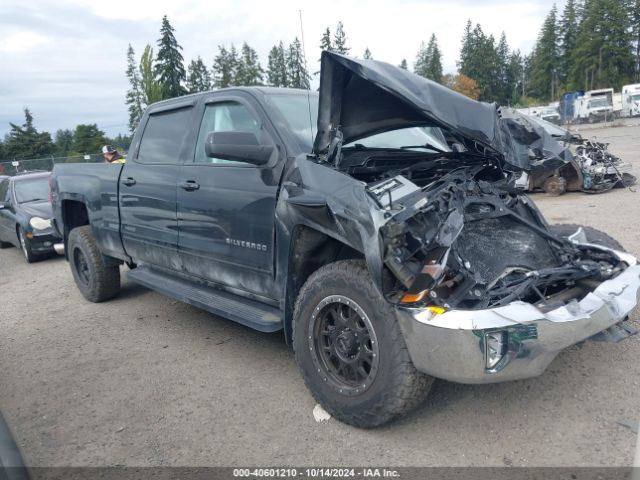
122 177 136 186
179 181 200 191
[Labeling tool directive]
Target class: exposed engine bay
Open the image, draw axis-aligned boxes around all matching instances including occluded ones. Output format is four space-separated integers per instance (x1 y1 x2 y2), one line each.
572 137 635 193
340 149 628 311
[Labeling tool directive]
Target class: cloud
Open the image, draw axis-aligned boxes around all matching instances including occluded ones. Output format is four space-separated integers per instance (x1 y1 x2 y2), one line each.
1 0 559 140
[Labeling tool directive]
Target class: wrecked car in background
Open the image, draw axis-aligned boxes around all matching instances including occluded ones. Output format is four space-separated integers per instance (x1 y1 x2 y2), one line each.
506 111 636 195
50 52 640 428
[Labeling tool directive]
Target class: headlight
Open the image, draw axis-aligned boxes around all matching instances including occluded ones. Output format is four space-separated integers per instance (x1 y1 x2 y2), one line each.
484 330 508 370
29 217 52 230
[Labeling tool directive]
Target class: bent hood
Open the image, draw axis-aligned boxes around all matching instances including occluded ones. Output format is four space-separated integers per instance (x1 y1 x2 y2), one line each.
313 51 569 171
20 200 53 219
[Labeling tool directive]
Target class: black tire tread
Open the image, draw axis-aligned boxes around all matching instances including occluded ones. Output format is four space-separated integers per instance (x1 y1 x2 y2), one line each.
68 225 120 302
293 259 433 428
550 223 625 251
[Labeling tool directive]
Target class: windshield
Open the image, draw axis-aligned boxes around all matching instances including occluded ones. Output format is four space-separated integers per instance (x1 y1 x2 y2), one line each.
588 98 610 108
14 177 50 204
343 126 450 152
266 92 450 154
631 94 640 102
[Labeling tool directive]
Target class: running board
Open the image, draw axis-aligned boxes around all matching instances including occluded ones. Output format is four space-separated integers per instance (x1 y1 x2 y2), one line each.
127 267 283 332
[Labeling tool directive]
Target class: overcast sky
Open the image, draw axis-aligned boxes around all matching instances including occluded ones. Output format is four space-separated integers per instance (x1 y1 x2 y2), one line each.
1 0 560 139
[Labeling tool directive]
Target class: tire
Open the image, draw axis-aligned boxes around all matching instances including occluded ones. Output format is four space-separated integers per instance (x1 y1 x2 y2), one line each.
293 260 434 428
0 240 12 249
17 227 38 263
550 223 625 251
68 225 121 302
543 176 567 196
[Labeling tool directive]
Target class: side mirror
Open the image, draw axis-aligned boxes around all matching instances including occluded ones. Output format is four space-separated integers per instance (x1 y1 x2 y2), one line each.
0 202 6 210
205 131 275 166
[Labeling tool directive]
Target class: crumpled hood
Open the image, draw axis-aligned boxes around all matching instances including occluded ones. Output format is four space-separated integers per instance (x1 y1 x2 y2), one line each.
20 200 53 219
313 51 569 171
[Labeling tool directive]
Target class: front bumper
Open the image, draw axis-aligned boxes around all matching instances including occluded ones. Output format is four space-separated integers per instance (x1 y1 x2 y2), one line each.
395 260 640 384
29 230 62 254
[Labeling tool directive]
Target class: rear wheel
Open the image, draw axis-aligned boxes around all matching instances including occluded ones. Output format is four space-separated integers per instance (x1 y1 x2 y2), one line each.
550 223 625 251
68 225 121 302
293 260 433 428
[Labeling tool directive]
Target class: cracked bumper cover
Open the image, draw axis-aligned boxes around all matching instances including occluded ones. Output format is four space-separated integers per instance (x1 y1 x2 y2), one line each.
395 260 640 384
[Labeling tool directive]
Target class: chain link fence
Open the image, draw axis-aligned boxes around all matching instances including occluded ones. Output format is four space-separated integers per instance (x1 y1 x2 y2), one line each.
0 153 116 176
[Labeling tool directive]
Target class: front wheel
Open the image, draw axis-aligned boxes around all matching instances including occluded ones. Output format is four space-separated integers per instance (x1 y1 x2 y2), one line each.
68 225 121 302
17 227 38 263
293 260 433 428
550 223 625 251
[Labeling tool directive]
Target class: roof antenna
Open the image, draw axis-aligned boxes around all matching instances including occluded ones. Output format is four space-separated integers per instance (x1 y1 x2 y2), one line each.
299 9 315 150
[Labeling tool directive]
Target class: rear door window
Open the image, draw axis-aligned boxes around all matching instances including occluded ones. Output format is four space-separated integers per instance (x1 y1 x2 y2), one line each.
137 107 193 164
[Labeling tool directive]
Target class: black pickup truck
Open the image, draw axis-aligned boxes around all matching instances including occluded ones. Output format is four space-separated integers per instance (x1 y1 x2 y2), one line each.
51 52 640 427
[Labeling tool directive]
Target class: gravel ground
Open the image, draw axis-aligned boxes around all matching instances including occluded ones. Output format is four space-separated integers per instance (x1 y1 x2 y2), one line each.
0 124 639 467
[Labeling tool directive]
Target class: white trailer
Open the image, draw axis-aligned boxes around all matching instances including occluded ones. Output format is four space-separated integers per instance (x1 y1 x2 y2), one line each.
621 84 640 118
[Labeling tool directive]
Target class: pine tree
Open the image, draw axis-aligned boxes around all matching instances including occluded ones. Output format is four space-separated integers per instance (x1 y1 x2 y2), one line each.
529 5 560 101
414 41 429 78
236 42 264 86
333 22 350 54
568 0 634 90
139 45 164 105
631 0 640 80
3 109 55 160
458 22 503 101
507 50 525 104
363 47 372 59
212 45 238 88
125 44 144 133
154 15 186 98
399 59 408 70
558 0 580 88
425 34 443 83
186 56 211 93
267 42 288 87
54 129 74 156
286 37 311 89
319 27 333 55
496 32 511 104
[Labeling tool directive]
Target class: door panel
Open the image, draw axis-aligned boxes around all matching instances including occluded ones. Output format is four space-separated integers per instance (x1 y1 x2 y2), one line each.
119 105 194 271
177 97 283 299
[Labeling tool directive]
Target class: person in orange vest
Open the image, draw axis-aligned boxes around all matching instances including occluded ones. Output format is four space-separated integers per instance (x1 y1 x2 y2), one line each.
102 145 126 163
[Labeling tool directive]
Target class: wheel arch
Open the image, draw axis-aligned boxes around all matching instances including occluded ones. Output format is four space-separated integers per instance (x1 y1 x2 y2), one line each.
283 224 364 344
61 200 90 259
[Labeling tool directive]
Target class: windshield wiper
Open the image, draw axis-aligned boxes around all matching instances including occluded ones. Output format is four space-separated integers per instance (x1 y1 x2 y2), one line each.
20 198 47 203
399 143 446 153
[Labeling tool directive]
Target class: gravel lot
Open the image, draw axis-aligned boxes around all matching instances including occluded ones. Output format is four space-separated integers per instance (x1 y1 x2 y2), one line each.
1 123 639 467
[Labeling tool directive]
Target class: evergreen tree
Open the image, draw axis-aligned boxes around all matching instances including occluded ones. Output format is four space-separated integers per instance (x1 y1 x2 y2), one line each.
333 22 350 54
399 59 408 70
286 37 311 89
54 129 74 156
631 0 640 80
507 50 525 104
568 0 634 90
3 109 55 160
558 0 580 87
212 45 238 88
425 34 443 83
139 45 164 105
154 15 186 98
72 124 106 154
267 42 288 87
236 42 264 86
125 44 144 133
414 41 429 78
319 27 333 55
186 57 212 93
528 5 560 101
458 22 502 101
496 32 511 104
363 47 372 59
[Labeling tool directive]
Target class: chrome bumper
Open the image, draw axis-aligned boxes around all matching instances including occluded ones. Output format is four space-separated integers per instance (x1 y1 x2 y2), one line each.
395 257 640 385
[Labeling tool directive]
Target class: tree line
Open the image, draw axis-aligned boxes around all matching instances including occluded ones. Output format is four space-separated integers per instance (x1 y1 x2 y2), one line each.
0 108 130 163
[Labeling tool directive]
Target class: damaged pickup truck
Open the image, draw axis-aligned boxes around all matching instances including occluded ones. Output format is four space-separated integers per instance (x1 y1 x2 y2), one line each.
50 52 640 427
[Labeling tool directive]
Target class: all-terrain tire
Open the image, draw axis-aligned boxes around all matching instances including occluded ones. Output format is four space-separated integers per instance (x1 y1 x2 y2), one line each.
293 259 434 428
68 225 120 302
550 223 625 251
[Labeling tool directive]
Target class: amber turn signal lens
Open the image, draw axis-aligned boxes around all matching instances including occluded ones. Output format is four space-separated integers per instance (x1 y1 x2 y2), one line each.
400 291 428 303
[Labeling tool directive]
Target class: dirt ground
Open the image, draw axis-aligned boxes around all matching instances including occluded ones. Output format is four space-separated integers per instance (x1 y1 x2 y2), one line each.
1 123 639 467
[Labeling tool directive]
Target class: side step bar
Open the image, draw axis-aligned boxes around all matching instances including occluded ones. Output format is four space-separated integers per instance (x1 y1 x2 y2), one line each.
127 266 283 332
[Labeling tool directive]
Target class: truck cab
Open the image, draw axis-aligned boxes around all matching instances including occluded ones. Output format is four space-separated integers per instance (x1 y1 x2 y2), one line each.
574 88 615 123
